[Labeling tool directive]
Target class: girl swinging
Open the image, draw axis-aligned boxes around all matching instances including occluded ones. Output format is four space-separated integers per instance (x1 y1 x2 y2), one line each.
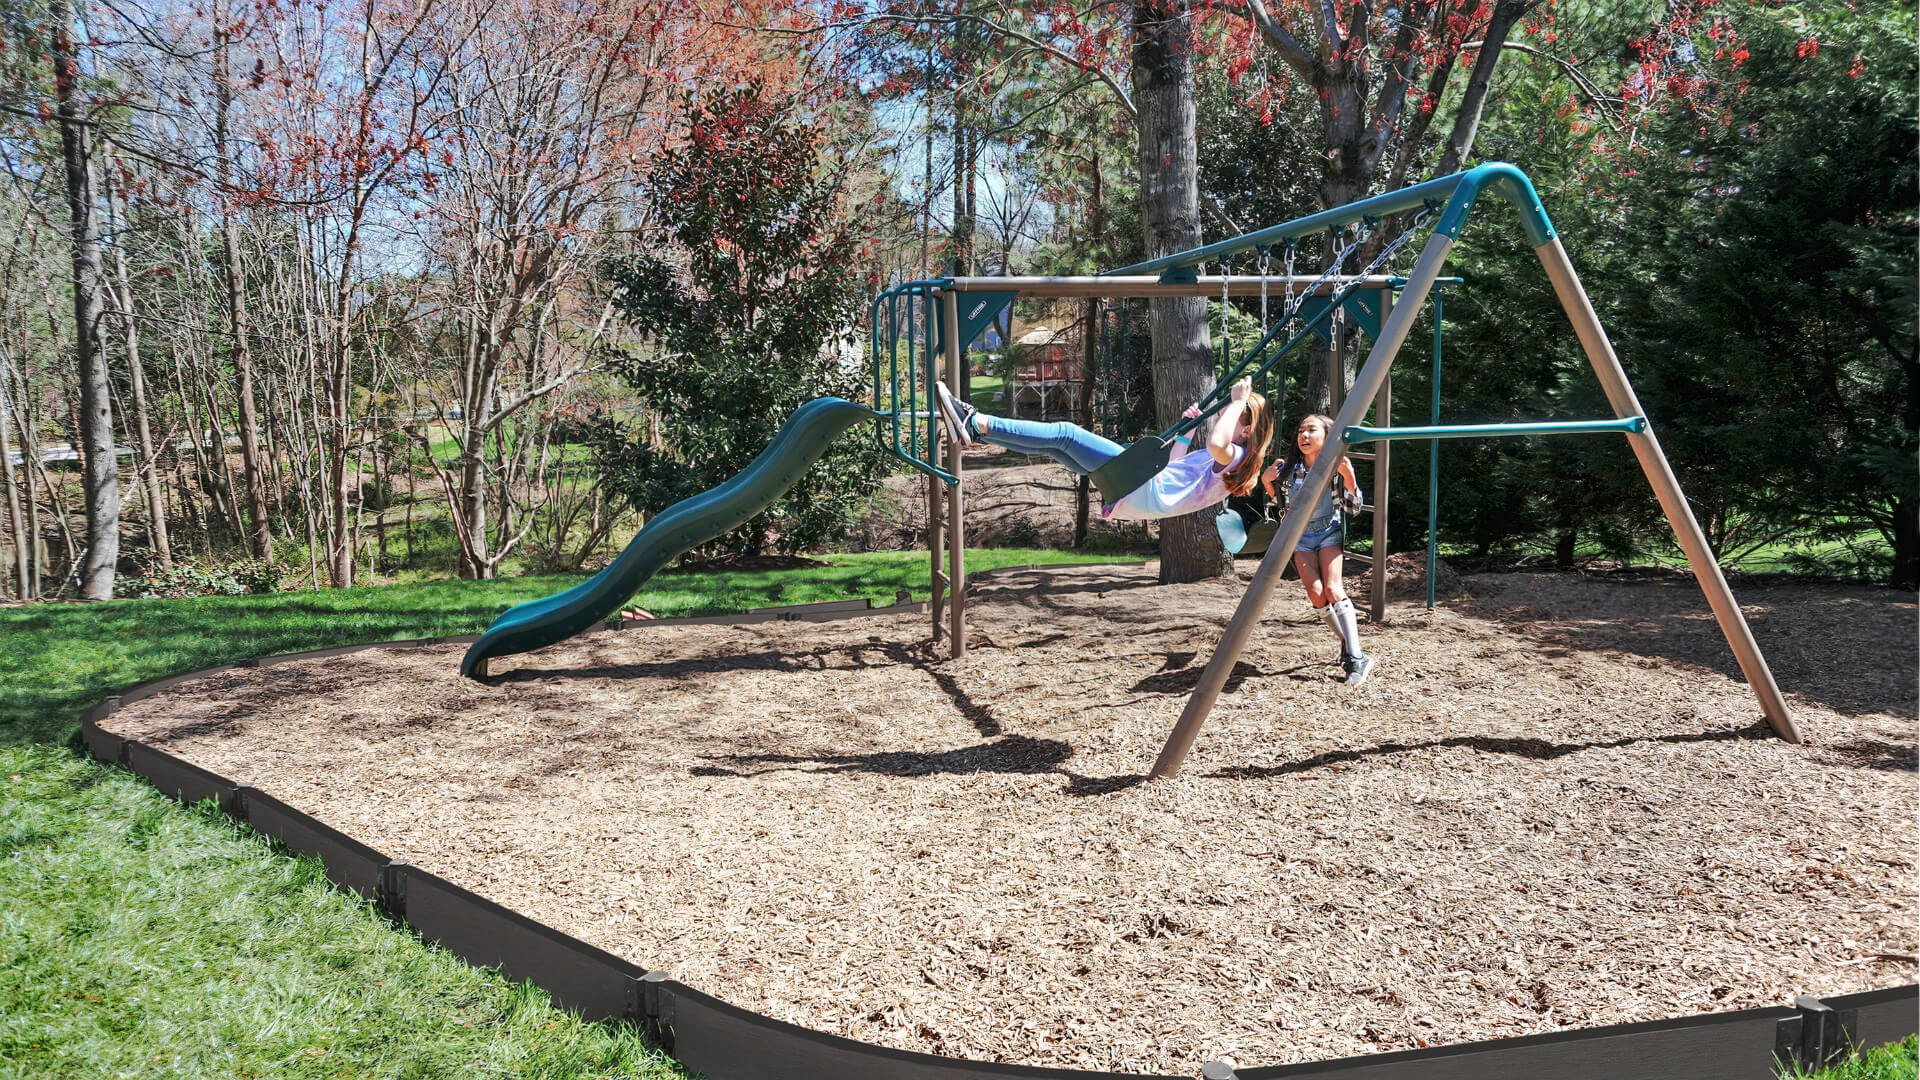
933 377 1273 526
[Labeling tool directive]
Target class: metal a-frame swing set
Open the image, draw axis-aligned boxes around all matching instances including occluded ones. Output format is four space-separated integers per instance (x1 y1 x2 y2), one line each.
867 162 1800 779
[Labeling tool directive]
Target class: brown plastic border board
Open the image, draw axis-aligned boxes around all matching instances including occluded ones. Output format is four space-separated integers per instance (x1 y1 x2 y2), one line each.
123 740 240 813
237 786 389 900
1237 1003 1801 1080
646 975 1185 1080
70 593 1918 1080
1827 985 1919 1050
380 861 645 1022
1796 985 1919 1068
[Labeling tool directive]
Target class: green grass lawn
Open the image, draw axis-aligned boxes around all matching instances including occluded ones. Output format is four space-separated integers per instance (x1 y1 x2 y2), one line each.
1 548 1905 1080
0 549 1137 1080
1788 1036 1919 1080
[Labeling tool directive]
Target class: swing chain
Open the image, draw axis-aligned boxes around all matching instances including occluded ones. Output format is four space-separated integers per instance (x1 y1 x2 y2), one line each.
1176 205 1435 434
1275 227 1365 329
1282 241 1297 314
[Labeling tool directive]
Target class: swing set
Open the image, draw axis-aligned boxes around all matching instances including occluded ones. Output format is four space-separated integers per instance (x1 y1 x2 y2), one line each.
868 162 1800 776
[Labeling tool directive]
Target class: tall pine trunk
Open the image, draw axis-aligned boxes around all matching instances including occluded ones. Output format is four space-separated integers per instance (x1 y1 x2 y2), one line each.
51 0 118 599
1133 0 1228 583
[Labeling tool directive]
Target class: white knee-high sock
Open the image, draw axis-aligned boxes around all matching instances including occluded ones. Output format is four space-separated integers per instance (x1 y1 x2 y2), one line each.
1315 604 1347 658
1328 597 1364 658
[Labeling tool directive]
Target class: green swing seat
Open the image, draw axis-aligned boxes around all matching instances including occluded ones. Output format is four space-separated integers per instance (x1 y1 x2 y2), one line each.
1089 435 1177 505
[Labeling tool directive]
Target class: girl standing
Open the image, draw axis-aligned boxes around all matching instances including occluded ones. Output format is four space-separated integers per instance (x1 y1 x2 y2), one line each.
1261 414 1373 685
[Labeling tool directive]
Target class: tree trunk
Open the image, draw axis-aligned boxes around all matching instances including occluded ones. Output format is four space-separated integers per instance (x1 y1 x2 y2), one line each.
1133 0 1228 584
1433 0 1530 178
52 0 118 599
1074 298 1097 548
951 0 975 280
327 259 358 587
214 19 274 563
9 358 47 596
1889 496 1918 590
0 357 26 599
104 173 171 569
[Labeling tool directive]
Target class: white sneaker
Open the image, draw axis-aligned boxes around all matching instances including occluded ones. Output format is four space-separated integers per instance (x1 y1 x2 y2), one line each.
1342 652 1374 687
932 381 976 446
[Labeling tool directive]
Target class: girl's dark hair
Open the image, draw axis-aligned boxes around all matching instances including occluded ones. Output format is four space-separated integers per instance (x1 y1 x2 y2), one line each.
1277 414 1353 499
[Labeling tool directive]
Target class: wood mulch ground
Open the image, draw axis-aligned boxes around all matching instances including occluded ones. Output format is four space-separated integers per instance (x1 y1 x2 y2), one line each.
103 564 1917 1076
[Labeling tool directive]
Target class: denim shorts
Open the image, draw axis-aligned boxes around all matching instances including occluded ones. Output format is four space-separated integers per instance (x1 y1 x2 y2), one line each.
1295 518 1344 553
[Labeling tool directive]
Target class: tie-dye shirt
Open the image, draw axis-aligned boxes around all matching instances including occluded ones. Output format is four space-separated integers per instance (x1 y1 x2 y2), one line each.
1104 444 1244 521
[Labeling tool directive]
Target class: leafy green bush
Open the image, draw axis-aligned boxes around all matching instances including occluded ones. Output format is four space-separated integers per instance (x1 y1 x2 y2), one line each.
113 560 249 599
228 557 285 594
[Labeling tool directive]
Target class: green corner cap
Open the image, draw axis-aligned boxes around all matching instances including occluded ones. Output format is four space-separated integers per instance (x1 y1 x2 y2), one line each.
1435 162 1557 247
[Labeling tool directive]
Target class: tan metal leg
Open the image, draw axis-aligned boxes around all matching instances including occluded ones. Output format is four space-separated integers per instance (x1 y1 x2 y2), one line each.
1534 238 1799 743
1151 234 1458 779
1369 291 1393 623
940 291 966 659
928 470 945 644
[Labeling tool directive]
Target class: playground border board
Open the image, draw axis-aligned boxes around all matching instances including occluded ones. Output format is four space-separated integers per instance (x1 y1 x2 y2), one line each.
76 593 1916 1080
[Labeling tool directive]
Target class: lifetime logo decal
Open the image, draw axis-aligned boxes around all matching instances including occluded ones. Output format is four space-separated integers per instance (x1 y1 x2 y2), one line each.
967 301 989 319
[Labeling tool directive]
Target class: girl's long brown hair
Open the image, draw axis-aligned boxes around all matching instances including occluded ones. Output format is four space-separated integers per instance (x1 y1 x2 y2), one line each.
1222 392 1275 496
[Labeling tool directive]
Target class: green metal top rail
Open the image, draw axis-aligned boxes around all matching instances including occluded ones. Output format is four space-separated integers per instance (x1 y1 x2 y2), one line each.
1103 163 1554 282
1342 417 1646 443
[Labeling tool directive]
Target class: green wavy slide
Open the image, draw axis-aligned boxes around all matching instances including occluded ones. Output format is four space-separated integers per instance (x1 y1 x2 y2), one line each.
460 397 882 679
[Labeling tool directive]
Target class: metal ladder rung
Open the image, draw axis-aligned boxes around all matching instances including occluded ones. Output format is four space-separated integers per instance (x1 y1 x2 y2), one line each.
1358 503 1376 514
1347 450 1376 462
1345 551 1374 566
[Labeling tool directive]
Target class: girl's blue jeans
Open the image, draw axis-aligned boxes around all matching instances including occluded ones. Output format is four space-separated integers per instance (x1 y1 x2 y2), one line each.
978 417 1123 475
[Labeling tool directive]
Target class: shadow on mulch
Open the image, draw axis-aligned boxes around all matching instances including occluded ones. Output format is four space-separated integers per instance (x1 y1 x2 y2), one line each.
1202 724 1777 781
688 735 1152 798
1816 736 1919 772
691 733 1071 778
1460 578 1916 721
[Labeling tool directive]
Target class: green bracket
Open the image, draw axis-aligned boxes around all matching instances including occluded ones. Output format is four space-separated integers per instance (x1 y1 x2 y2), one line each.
936 291 1018 356
1293 293 1384 344
1343 290 1386 338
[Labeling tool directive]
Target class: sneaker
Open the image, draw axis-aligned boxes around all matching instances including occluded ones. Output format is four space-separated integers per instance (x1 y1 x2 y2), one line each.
1343 652 1374 687
932 381 976 446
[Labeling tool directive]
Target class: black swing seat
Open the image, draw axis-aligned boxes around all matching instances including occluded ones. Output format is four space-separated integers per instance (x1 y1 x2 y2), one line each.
1090 436 1174 504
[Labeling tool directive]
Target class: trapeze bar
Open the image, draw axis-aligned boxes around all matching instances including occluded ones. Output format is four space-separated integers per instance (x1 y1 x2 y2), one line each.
1342 417 1648 443
1106 163 1556 280
942 275 1398 298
